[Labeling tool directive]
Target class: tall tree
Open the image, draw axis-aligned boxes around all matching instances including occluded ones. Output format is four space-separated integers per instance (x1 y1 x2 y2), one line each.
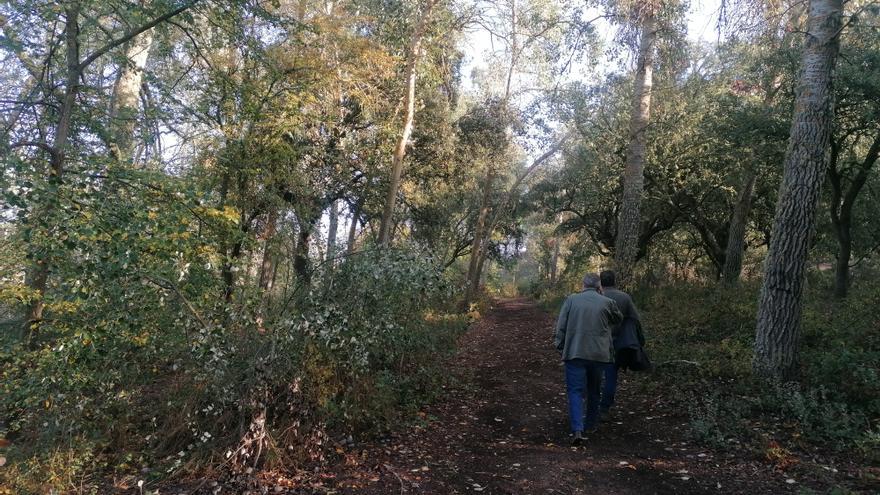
378 0 438 246
614 3 658 286
753 0 844 381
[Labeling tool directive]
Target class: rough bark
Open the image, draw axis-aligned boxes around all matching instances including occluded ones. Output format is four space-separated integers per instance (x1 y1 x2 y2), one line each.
109 29 154 162
754 0 843 381
721 171 756 285
614 14 656 288
378 0 436 246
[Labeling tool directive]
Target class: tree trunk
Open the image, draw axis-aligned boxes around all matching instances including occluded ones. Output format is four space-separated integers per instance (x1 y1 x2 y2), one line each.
23 2 81 339
833 222 851 298
614 14 656 287
258 211 278 294
109 29 154 163
346 199 361 255
378 0 436 246
549 237 560 286
721 170 756 285
754 0 843 381
256 210 278 332
327 199 339 260
294 214 318 285
464 167 494 306
828 134 880 298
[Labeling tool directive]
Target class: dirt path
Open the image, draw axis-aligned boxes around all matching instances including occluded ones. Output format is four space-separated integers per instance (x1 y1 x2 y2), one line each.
325 298 803 494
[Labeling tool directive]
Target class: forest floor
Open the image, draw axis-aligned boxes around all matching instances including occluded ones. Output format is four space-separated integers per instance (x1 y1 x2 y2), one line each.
175 298 862 494
320 297 831 495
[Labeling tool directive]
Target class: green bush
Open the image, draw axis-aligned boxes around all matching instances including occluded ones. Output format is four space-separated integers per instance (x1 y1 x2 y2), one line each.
0 240 466 493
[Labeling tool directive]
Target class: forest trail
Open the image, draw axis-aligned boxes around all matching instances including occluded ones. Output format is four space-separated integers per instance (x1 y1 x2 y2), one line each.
325 298 797 494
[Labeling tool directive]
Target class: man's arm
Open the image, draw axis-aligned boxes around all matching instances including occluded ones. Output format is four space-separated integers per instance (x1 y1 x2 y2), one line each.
607 300 623 327
554 297 571 351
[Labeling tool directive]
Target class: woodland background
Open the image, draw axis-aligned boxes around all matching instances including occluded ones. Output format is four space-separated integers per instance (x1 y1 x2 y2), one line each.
0 0 878 492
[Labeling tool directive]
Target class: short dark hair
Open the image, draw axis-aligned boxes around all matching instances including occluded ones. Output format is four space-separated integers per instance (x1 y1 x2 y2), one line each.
600 270 616 287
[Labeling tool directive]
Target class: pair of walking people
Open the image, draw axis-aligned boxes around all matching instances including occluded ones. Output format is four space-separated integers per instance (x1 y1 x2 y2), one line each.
553 270 641 445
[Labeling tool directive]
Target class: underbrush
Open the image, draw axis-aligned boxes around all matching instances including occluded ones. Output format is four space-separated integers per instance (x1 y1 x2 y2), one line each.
631 280 880 464
0 249 467 494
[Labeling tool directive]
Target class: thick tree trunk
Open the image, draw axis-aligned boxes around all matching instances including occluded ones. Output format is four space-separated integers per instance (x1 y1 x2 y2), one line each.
721 171 756 285
614 15 656 287
754 0 843 381
109 29 154 163
378 0 436 246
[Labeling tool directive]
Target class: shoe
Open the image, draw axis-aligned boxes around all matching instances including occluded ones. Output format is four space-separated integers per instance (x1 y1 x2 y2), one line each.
571 431 586 446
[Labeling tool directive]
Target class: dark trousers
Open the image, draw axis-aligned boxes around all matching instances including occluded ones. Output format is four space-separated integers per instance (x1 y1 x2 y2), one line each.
564 358 604 432
601 362 618 411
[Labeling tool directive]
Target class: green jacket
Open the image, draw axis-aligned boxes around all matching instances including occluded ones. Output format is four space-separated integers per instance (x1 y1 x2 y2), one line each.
554 289 623 362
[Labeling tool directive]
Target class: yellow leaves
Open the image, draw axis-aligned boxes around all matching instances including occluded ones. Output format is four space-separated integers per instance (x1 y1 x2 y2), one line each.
194 205 240 224
131 332 150 347
46 300 80 314
0 284 40 304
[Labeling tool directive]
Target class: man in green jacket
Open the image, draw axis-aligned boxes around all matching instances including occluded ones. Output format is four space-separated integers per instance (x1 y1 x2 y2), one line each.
554 273 623 445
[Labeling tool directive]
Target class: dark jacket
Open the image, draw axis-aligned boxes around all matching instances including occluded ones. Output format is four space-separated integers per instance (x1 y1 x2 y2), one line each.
602 287 643 349
602 287 650 370
554 289 623 362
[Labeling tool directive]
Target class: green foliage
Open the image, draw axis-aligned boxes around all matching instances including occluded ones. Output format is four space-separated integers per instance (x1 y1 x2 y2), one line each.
294 248 462 430
626 281 880 461
0 243 466 492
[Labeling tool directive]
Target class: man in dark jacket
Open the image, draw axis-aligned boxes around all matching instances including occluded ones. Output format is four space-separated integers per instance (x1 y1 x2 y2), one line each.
554 273 623 445
599 270 640 415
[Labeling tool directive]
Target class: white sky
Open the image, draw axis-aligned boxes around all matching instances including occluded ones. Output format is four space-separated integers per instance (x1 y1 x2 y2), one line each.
459 0 724 93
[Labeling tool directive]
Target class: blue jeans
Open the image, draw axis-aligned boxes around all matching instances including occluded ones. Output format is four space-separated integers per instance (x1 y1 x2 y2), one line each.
564 359 604 432
601 362 618 411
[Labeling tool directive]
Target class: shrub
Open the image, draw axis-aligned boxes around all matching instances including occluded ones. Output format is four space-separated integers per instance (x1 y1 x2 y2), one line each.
0 243 466 493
